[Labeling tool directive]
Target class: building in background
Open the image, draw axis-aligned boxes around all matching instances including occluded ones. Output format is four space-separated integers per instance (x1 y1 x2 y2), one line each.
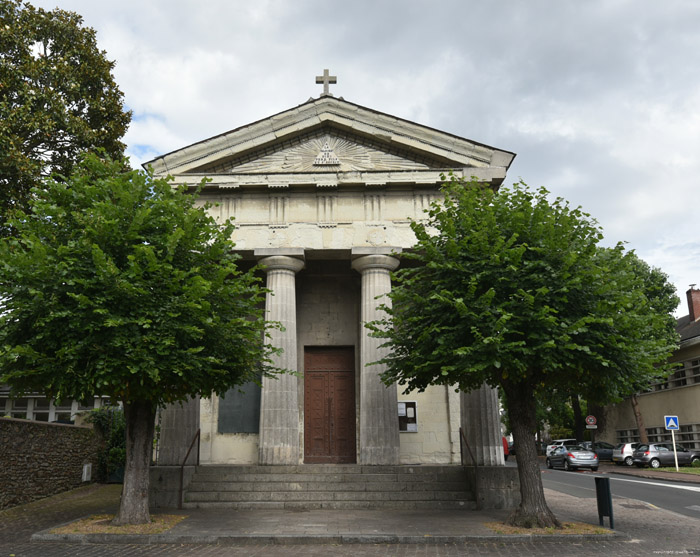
598 287 700 449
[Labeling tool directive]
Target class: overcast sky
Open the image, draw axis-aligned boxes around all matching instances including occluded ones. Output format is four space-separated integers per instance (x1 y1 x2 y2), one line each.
32 0 700 315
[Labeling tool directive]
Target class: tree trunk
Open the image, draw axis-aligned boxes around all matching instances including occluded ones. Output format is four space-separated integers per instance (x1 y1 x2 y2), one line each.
571 394 584 442
630 394 649 444
503 381 561 528
112 400 156 525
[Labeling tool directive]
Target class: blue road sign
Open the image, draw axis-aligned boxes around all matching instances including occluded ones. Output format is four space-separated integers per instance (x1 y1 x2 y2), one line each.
664 415 679 430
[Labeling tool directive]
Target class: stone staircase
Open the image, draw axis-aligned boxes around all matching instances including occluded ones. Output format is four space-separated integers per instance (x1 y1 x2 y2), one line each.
183 464 476 510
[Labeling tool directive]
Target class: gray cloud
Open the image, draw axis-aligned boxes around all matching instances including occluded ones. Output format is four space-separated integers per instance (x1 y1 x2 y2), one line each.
30 0 700 313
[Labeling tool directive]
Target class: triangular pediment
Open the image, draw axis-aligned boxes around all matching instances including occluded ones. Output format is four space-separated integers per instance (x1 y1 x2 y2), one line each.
145 96 515 184
190 129 443 174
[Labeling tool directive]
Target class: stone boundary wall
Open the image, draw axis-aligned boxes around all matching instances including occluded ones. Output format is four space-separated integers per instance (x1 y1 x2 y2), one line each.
0 417 100 510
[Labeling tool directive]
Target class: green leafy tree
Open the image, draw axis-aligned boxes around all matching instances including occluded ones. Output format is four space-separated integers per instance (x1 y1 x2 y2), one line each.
0 155 277 525
0 0 130 236
372 176 679 528
619 255 679 444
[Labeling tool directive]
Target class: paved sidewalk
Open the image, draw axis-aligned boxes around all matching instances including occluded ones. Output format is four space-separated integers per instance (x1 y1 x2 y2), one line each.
1 467 699 556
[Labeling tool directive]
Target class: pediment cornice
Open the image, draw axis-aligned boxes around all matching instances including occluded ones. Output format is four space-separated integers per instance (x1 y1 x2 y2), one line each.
144 97 515 183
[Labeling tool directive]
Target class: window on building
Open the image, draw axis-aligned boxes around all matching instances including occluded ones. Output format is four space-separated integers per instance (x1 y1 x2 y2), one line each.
218 381 261 434
32 398 50 421
670 365 688 388
616 429 639 443
10 397 28 419
688 360 700 385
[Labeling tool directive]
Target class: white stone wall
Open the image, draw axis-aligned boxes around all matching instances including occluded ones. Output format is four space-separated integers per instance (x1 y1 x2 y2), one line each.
397 386 454 464
199 396 259 465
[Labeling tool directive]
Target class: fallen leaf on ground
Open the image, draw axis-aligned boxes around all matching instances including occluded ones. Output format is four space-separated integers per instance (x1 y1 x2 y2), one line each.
484 521 611 535
51 514 186 535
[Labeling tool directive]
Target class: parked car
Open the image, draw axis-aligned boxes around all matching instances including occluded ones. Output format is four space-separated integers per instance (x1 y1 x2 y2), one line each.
632 443 700 469
546 438 578 456
546 444 599 471
612 442 640 466
580 441 615 461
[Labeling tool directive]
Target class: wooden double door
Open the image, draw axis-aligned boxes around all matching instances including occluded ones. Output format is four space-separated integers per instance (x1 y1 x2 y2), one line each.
304 347 356 463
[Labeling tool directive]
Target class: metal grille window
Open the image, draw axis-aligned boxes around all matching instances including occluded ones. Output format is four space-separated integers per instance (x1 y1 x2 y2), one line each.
670 366 688 388
689 360 700 385
616 429 639 444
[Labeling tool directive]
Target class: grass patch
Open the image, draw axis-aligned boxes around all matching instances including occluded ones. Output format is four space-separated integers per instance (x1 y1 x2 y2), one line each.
654 467 700 475
51 513 186 535
484 521 610 536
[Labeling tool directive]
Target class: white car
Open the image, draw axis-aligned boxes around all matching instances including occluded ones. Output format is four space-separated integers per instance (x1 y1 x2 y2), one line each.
612 442 640 466
546 438 578 456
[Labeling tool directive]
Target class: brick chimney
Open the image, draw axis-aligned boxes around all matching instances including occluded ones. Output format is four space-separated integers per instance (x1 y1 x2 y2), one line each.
687 285 700 322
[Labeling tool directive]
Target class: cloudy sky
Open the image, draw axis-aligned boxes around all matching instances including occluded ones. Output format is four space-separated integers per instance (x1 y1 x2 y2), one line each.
32 0 700 315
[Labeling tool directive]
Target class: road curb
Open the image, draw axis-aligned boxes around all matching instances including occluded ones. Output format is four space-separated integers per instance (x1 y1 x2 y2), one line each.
30 530 628 545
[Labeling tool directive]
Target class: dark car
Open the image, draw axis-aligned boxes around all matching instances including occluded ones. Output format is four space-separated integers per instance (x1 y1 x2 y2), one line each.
632 443 700 468
546 444 599 471
580 441 614 461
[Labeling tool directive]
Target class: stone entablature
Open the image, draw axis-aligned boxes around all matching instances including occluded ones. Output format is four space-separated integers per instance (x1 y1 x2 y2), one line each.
196 188 439 252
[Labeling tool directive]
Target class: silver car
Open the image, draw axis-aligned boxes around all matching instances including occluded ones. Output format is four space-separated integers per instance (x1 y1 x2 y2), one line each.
546 444 599 471
632 443 700 468
612 442 640 466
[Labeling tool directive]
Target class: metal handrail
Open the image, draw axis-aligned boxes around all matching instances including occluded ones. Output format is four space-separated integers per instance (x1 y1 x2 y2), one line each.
459 427 481 510
179 428 200 510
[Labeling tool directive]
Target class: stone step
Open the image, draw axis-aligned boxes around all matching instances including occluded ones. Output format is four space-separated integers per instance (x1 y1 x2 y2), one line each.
185 489 472 503
182 500 477 510
192 464 466 475
189 472 467 484
186 480 469 492
183 464 475 510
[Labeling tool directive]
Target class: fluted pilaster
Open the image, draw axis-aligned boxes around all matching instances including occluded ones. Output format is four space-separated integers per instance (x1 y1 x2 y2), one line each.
352 254 400 465
460 383 504 466
258 255 304 464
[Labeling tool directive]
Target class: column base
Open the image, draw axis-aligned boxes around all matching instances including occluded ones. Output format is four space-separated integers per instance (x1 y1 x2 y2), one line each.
359 446 400 465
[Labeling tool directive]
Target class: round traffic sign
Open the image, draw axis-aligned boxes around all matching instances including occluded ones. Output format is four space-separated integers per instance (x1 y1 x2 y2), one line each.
585 415 597 426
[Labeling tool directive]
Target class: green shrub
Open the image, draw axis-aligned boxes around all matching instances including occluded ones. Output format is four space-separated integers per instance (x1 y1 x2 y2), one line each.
86 406 125 482
692 459 700 468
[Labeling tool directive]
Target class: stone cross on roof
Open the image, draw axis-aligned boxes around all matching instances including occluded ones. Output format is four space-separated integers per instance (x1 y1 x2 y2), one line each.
315 69 337 97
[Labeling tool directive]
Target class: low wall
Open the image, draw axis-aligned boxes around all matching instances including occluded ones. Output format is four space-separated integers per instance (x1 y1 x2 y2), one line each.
0 417 100 510
465 465 521 509
150 466 196 509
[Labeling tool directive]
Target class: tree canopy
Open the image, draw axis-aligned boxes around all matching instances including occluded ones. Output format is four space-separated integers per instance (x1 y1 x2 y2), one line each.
0 155 277 523
0 0 130 235
372 175 679 527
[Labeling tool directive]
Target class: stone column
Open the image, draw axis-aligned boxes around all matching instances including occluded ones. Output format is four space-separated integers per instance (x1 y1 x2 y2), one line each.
352 254 400 465
258 255 304 465
460 383 504 466
155 396 200 465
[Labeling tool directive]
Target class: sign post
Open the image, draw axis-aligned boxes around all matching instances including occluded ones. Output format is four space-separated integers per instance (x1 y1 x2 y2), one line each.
585 415 597 445
665 415 680 471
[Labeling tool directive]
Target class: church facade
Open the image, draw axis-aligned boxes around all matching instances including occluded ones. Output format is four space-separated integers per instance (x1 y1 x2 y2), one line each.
147 85 515 469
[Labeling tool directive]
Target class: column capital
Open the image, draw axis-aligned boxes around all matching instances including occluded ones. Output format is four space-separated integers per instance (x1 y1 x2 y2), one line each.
351 254 399 274
259 255 305 274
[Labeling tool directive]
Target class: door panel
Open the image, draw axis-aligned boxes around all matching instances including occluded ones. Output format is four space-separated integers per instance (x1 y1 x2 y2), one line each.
304 347 356 463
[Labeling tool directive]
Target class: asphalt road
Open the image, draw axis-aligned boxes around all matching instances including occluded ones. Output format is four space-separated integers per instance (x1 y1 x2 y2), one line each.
541 466 700 519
